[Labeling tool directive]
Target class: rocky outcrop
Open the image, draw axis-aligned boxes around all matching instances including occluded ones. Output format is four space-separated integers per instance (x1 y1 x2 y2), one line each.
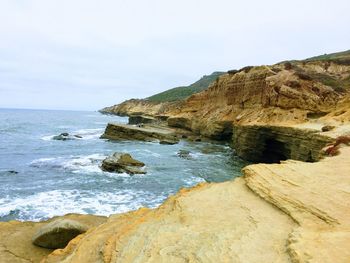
165 63 348 138
243 146 350 263
32 219 88 249
38 146 350 263
100 153 146 175
232 125 333 162
0 214 106 263
128 115 156 125
101 123 179 143
99 99 180 117
104 60 349 140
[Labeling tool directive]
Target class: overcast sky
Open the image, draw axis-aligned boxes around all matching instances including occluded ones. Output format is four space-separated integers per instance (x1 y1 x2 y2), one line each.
0 0 349 110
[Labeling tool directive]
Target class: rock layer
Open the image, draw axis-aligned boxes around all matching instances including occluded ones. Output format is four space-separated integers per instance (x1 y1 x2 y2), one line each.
232 125 333 162
101 123 178 143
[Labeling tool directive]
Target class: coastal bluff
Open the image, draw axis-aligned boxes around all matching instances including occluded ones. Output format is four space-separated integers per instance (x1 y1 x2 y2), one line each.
1 51 350 262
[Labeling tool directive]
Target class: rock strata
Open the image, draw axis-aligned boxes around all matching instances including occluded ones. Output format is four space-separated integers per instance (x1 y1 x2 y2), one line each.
232 125 333 162
128 115 156 125
101 123 179 143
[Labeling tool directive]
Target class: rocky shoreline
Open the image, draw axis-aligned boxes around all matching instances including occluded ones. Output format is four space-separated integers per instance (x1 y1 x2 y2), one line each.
1 57 350 262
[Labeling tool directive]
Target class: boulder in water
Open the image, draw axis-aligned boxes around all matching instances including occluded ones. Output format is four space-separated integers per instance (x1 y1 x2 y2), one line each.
32 219 88 249
53 133 83 140
101 153 146 175
177 150 191 159
159 138 178 145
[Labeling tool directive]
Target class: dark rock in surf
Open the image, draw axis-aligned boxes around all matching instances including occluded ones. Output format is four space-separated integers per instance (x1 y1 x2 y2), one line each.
101 153 146 175
159 139 178 145
177 150 191 159
53 133 82 141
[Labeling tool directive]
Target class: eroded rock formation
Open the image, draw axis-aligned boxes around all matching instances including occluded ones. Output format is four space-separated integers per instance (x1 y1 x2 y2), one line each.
232 125 333 162
101 123 179 143
37 146 350 263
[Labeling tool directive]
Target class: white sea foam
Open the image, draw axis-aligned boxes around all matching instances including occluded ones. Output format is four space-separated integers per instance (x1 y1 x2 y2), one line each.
41 135 54 141
182 176 205 186
0 189 166 221
132 149 161 158
41 128 104 141
73 128 104 140
30 154 108 174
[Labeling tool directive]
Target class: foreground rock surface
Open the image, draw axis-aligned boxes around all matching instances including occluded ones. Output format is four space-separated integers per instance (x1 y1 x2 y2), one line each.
32 219 89 249
0 214 107 263
39 146 350 263
101 152 146 175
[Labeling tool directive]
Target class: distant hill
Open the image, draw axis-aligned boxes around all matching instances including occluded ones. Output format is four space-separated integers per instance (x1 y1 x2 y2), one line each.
305 49 350 63
147 71 225 102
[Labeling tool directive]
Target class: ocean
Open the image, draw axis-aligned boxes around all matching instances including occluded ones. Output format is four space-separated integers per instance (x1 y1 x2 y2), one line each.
0 109 246 221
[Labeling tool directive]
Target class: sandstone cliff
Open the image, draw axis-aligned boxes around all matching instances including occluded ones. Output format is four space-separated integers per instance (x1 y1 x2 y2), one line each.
2 53 350 263
101 59 350 142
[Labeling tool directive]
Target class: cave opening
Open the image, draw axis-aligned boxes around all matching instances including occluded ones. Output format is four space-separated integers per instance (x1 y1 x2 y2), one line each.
261 138 289 163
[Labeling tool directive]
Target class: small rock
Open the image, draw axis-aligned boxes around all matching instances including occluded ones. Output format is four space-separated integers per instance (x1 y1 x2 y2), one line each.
177 150 191 159
101 153 146 175
159 139 178 145
321 125 335 132
53 133 82 141
32 219 88 249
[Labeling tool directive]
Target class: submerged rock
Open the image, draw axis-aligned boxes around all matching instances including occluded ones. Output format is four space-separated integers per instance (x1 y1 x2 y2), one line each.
159 138 178 145
53 133 82 141
32 219 88 249
177 150 191 159
101 153 146 175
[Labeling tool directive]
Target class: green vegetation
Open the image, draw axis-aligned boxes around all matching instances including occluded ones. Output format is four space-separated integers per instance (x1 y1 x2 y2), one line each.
305 50 350 62
147 72 225 102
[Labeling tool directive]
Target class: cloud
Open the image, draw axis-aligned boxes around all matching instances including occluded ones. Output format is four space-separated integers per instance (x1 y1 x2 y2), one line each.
0 0 349 110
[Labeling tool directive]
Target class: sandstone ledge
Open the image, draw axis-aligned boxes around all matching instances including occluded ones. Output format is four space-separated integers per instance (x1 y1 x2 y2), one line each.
101 123 178 142
38 146 350 263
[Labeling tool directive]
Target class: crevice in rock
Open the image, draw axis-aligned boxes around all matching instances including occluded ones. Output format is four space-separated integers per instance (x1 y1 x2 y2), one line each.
261 138 289 163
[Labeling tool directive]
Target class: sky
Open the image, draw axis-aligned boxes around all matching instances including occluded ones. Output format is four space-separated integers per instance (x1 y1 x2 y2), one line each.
0 0 349 111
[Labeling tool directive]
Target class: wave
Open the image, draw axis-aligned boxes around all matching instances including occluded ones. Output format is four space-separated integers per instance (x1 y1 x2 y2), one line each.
0 189 166 221
30 154 109 174
72 128 104 140
182 176 206 186
41 128 104 141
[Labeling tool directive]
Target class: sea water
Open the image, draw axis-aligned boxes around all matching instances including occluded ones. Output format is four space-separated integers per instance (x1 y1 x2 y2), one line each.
0 109 247 221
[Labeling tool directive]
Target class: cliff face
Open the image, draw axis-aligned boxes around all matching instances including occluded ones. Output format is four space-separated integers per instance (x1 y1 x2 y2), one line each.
99 99 181 117
232 125 333 162
102 60 350 141
167 62 348 137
